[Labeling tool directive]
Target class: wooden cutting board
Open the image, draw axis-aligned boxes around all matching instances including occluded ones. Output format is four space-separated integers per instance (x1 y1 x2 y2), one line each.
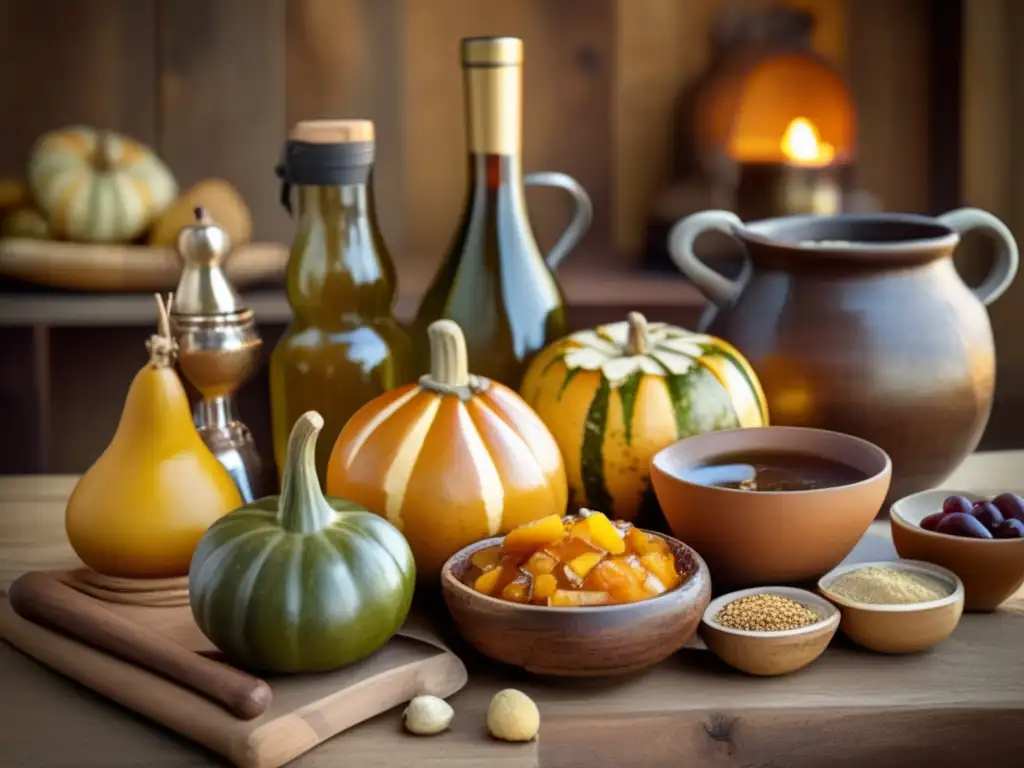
0 577 468 768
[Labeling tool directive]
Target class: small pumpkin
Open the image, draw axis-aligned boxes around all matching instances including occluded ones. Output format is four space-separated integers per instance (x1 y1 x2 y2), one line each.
189 411 416 674
520 312 769 521
28 126 177 243
326 319 568 581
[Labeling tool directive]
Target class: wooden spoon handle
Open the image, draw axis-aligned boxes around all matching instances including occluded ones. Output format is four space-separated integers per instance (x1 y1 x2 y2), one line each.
8 571 272 720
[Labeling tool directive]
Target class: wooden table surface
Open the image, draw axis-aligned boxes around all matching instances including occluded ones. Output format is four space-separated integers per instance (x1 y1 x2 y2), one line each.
2 452 1023 768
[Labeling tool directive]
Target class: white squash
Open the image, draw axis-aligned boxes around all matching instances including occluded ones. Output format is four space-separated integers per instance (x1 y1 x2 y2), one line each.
28 126 177 243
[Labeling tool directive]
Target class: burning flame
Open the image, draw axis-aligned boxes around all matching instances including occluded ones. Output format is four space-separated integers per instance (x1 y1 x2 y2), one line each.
780 117 835 167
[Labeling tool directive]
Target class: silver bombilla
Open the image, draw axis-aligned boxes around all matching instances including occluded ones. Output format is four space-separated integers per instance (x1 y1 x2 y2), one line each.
169 207 266 502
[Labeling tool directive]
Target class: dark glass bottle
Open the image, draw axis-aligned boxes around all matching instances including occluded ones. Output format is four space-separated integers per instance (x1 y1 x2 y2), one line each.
413 36 593 388
271 120 414 484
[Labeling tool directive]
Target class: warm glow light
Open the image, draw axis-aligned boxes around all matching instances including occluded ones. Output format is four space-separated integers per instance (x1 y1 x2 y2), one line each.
780 117 835 167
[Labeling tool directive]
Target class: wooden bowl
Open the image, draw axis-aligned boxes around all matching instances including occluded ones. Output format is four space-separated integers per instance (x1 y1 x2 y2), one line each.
650 426 892 588
818 559 964 653
440 532 712 677
0 237 287 292
891 489 1024 611
699 586 840 676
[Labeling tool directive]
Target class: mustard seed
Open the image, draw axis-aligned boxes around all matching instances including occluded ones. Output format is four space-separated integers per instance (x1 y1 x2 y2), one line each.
715 593 821 632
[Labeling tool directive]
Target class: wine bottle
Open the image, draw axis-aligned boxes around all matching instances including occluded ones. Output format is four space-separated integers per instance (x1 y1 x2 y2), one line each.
271 120 415 485
413 36 593 388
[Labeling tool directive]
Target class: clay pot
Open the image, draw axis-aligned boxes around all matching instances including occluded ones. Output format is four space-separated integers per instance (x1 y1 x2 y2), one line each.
668 208 1019 502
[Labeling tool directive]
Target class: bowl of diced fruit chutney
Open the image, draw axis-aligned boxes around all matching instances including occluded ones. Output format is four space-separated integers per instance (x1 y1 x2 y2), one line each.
650 426 891 587
440 510 711 677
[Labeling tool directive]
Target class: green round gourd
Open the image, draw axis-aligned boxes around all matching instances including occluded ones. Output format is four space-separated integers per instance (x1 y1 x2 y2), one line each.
188 410 416 673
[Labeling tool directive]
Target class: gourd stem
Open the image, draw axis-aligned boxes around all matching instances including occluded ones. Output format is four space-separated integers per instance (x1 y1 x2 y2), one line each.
145 293 178 368
279 411 335 534
426 320 469 387
626 311 649 356
93 131 114 173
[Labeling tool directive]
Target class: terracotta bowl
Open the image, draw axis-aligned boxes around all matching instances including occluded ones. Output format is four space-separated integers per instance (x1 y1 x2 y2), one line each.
440 532 712 677
890 489 1024 611
699 586 840 676
650 426 892 587
818 559 964 653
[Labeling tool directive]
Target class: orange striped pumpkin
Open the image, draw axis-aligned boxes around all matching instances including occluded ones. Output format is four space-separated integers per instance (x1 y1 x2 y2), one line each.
326 320 568 581
28 126 177 243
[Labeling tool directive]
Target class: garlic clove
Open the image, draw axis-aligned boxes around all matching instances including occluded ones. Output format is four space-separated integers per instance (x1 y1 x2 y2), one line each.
403 694 454 736
486 689 540 742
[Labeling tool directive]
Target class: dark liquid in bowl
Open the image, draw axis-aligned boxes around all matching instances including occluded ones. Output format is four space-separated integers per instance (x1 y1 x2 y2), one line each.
684 450 869 492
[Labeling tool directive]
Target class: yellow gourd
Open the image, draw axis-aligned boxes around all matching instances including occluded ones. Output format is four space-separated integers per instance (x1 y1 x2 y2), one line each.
148 178 252 247
0 178 32 216
65 293 242 578
2 207 51 239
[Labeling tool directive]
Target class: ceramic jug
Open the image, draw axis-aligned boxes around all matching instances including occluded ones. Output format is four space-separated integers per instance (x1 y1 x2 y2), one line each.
668 208 1019 501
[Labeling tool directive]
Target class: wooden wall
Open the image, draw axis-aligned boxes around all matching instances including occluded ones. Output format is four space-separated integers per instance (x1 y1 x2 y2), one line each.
0 0 934 265
962 0 1024 448
15 0 1019 474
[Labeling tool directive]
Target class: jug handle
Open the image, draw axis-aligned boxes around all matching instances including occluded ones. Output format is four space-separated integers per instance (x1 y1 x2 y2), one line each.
937 208 1020 306
667 210 746 307
524 171 594 270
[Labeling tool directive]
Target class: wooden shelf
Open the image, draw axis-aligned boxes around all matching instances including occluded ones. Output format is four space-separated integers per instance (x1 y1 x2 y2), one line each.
0 253 706 328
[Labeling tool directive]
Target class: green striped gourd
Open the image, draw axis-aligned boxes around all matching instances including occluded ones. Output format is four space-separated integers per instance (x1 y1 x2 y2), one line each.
188 410 416 674
520 312 769 521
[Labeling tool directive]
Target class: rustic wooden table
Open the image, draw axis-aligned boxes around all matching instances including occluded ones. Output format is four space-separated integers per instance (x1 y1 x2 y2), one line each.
2 452 1023 768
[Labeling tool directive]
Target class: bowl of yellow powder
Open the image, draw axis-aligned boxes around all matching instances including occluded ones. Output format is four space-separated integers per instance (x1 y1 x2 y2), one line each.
699 586 841 676
817 559 964 654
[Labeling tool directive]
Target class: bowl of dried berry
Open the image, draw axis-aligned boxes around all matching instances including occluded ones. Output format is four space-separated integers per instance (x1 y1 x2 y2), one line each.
441 509 711 677
890 489 1024 611
818 559 964 653
698 586 840 676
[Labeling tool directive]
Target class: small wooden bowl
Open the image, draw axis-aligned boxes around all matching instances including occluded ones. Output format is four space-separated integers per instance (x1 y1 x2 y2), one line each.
818 560 965 654
440 532 712 677
891 489 1024 611
699 586 840 676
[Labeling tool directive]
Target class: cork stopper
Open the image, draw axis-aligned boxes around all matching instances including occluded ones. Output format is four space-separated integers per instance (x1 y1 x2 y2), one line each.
461 36 523 67
288 120 375 144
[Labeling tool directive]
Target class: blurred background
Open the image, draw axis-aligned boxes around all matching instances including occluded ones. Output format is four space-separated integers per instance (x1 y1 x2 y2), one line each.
0 0 1020 474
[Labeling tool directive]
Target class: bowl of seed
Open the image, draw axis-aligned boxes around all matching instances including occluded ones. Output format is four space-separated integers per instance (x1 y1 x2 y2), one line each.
698 586 840 676
817 559 964 654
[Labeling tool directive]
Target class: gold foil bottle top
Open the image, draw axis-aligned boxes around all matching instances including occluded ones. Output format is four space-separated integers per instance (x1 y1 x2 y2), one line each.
461 36 523 67
288 119 375 144
461 37 523 155
171 207 244 315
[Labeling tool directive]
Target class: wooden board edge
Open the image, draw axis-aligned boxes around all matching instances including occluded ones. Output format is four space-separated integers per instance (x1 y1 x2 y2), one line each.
243 651 468 768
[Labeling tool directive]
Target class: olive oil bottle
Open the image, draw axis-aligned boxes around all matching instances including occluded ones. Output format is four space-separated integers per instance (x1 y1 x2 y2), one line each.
270 120 414 484
413 36 593 388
